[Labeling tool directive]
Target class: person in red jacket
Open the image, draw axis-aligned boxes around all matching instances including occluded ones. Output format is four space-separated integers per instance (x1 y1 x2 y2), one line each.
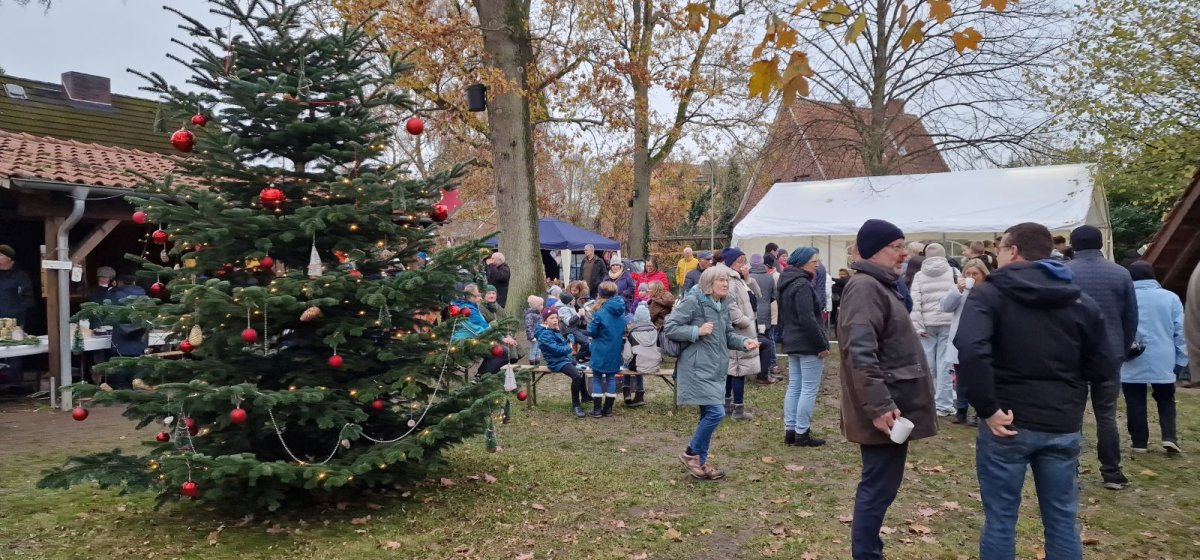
634 256 670 292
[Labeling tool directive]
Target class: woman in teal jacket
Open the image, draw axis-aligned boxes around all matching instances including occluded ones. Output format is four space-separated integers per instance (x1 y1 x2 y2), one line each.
664 267 758 480
1121 262 1188 453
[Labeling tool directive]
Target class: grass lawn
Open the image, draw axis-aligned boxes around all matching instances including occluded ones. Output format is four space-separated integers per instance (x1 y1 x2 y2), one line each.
2 357 1198 559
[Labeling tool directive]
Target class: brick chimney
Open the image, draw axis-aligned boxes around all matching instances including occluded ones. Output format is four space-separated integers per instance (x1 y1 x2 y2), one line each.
61 71 112 105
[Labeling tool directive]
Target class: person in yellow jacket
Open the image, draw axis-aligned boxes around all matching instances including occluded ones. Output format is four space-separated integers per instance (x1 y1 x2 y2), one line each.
676 247 698 291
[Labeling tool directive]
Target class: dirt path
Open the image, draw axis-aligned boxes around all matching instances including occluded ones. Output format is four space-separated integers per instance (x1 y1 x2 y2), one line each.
0 400 143 458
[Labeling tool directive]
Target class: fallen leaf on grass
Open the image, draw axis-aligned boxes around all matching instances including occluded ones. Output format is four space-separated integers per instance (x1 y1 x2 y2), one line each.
382 541 402 550
76 512 90 520
699 528 713 535
515 553 534 560
1035 545 1046 559
439 477 456 487
922 465 946 473
465 475 481 482
350 516 371 525
801 552 820 560
771 527 787 536
1139 469 1157 477
206 529 222 546
454 545 474 555
916 507 938 518
770 498 789 504
336 502 349 510
1082 534 1101 545
940 501 961 511
761 456 776 464
967 492 981 501
837 514 854 524
907 523 932 535
614 519 627 528
665 527 683 542
366 503 383 510
920 536 938 544
115 504 127 513
266 524 288 534
233 515 254 528
784 464 805 472
1139 531 1155 538
531 503 547 511
797 510 815 518
630 553 650 560
880 526 896 535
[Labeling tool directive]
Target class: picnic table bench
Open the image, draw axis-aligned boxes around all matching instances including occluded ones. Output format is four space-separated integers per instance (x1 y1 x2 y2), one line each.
526 366 676 409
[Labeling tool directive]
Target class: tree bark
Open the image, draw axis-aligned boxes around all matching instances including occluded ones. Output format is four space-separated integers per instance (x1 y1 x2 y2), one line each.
473 0 545 309
626 0 653 259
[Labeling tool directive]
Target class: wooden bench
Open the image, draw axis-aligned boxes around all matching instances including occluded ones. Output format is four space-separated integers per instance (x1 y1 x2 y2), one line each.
527 366 676 409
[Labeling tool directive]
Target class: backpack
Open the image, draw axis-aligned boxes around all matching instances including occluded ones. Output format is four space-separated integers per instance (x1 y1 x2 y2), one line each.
660 293 696 358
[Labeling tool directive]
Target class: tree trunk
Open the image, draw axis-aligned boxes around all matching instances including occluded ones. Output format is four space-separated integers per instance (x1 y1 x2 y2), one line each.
473 0 545 309
626 0 653 259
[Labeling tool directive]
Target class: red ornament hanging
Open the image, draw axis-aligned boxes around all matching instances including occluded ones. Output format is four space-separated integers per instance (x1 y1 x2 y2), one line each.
170 128 195 152
179 340 194 353
349 269 363 278
258 187 286 209
191 114 208 127
516 390 528 402
447 304 460 317
405 116 424 135
155 431 170 442
71 407 89 421
241 328 259 344
258 256 274 269
184 417 198 436
229 407 248 425
152 229 170 245
370 399 386 412
328 354 344 368
431 203 449 223
132 210 147 224
180 481 199 498
490 345 505 358
149 282 166 296
459 307 472 318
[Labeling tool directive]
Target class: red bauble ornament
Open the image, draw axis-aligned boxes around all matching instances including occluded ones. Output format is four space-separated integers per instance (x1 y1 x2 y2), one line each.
459 307 472 318
349 269 363 278
229 407 248 425
179 340 194 353
258 187 286 209
180 481 199 498
152 229 169 245
490 345 505 358
184 417 198 435
132 210 147 224
170 128 195 152
431 203 450 223
516 390 528 402
258 256 274 269
71 407 89 421
328 354 344 368
447 304 460 317
155 431 170 442
215 268 227 277
191 114 208 127
371 399 386 411
405 116 424 135
241 328 259 344
150 282 165 296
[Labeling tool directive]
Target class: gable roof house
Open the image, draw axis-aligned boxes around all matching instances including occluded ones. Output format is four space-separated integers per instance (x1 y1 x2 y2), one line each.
0 71 181 408
734 98 950 224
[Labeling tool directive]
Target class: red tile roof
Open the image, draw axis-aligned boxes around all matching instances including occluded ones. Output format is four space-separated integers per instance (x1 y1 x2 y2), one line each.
0 130 182 189
734 99 950 223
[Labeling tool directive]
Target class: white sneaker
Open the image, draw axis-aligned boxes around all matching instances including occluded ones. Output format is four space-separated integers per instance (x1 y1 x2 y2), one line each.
1163 441 1182 454
1131 447 1148 454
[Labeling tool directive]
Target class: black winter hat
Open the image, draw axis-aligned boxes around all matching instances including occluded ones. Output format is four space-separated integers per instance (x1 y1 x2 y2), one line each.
856 219 905 259
1070 225 1104 251
1128 261 1156 281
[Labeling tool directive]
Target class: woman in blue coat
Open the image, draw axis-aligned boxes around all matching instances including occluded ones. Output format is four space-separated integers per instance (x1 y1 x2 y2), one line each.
1121 262 1187 453
663 267 758 480
586 281 629 417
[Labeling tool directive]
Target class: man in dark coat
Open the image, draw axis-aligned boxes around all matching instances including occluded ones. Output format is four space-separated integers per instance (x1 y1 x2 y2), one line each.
0 244 34 327
682 250 712 295
837 219 937 560
485 251 512 308
579 244 607 298
748 253 778 384
1065 225 1136 490
957 222 1116 560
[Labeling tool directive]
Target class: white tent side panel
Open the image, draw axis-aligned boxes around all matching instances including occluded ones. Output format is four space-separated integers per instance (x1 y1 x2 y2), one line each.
732 164 1106 273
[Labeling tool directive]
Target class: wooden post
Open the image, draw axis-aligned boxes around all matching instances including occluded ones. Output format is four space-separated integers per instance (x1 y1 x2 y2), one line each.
69 220 121 265
44 218 64 408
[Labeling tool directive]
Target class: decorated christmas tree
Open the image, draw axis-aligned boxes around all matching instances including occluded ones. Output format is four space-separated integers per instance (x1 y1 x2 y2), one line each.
39 0 513 510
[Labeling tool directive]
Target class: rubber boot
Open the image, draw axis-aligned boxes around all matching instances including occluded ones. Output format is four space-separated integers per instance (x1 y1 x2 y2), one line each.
724 397 734 416
629 391 645 408
732 403 754 420
622 386 633 406
952 408 968 425
793 430 827 447
602 396 616 417
785 430 796 445
571 378 586 418
589 397 603 418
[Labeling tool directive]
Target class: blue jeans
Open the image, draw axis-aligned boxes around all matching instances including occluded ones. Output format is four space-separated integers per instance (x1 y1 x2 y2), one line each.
724 376 745 404
687 405 726 464
976 426 1082 560
920 325 955 413
591 371 618 397
783 354 825 432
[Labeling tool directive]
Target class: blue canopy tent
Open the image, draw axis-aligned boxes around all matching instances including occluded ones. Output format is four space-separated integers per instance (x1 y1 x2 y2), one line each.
485 217 620 282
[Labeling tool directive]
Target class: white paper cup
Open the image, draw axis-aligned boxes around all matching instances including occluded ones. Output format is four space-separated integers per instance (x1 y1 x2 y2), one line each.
890 417 915 444
964 277 976 289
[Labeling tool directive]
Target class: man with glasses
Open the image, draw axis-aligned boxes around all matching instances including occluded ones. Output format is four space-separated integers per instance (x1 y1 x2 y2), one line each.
957 223 1115 560
837 219 938 560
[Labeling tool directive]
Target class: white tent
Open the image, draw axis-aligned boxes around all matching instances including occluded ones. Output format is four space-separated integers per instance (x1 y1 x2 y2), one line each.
731 164 1110 273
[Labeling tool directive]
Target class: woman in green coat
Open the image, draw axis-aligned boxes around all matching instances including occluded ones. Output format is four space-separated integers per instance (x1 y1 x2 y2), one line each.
664 266 758 480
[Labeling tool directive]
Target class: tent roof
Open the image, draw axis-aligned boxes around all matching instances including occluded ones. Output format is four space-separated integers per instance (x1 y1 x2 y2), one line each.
486 217 620 251
732 164 1098 242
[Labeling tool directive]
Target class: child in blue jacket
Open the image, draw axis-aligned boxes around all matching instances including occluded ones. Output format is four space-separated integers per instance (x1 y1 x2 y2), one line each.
586 281 629 417
535 307 588 418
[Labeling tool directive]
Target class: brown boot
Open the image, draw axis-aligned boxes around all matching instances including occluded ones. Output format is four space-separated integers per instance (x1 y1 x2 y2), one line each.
701 463 726 480
679 452 706 479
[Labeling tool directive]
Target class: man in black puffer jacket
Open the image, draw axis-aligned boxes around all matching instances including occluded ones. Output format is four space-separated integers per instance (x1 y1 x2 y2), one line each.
1066 225 1137 490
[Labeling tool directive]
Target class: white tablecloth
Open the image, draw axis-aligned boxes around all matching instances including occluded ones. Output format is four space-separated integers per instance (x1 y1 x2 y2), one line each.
0 331 171 359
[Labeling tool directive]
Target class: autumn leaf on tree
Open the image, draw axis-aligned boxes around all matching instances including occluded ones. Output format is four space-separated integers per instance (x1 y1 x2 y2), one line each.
809 0 831 13
953 27 983 52
981 0 1013 13
791 0 813 15
774 17 799 49
818 3 853 28
749 57 781 101
844 13 867 44
928 0 953 24
780 50 814 105
685 3 708 33
899 4 910 28
900 19 926 50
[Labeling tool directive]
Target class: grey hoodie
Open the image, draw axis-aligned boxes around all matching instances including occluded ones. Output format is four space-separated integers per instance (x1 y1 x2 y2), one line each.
749 263 776 332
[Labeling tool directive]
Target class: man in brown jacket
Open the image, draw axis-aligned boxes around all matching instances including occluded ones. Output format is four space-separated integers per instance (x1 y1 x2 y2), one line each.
837 219 938 560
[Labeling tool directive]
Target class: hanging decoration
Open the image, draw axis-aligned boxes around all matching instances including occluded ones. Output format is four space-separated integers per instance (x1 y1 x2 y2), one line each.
71 407 89 421
132 210 147 224
258 186 286 209
229 406 248 425
241 327 259 344
180 481 199 497
328 354 343 368
156 431 170 442
187 325 203 347
191 114 208 127
404 116 424 135
179 340 195 353
431 203 449 223
300 306 322 322
152 229 170 245
258 255 274 269
170 128 195 152
306 239 322 279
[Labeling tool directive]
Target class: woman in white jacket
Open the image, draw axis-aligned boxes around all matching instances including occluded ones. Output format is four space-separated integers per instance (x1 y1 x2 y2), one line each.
940 258 990 425
910 243 958 416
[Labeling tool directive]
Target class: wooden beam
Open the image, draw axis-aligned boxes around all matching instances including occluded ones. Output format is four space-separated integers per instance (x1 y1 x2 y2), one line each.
69 220 121 265
44 218 64 407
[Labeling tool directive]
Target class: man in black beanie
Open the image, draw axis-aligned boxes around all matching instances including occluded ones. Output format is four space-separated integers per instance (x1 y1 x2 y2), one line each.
1066 224 1137 490
837 219 937 560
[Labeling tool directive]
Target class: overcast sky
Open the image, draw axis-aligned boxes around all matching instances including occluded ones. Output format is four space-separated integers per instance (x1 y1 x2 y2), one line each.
0 0 223 96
